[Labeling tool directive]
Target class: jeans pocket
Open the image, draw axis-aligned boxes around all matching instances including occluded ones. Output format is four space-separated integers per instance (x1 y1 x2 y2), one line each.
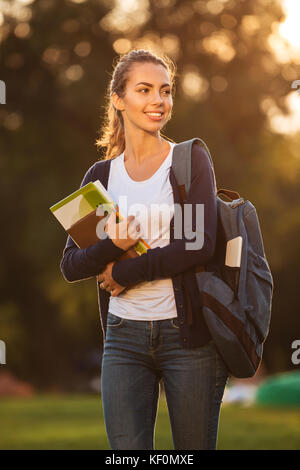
107 312 124 328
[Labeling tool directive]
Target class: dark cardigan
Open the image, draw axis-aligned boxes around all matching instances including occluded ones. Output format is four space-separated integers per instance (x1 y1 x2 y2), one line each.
60 143 217 348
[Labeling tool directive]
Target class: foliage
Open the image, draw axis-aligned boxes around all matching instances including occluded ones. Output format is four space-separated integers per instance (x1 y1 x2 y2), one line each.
0 0 299 388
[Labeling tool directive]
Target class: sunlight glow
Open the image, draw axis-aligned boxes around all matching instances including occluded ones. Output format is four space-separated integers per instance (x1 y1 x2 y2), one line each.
266 1 300 135
279 0 300 50
263 92 300 135
268 0 300 65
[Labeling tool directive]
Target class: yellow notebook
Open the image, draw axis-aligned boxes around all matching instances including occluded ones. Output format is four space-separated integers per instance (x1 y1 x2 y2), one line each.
50 180 150 259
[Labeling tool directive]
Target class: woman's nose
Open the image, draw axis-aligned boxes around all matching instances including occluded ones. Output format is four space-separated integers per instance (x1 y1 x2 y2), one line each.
151 92 164 104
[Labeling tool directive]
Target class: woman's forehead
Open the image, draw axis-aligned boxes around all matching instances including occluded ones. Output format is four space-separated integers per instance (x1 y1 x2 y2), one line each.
127 62 170 85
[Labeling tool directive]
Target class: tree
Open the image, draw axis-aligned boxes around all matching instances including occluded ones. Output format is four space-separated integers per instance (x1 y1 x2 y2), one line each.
0 0 299 388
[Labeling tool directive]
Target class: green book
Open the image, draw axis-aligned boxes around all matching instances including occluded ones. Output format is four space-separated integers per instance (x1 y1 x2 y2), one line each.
50 180 149 255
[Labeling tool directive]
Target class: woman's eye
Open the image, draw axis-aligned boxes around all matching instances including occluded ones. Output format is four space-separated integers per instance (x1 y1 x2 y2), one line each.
139 88 171 95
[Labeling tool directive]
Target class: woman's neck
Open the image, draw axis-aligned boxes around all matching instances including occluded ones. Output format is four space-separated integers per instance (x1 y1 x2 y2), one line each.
123 132 169 165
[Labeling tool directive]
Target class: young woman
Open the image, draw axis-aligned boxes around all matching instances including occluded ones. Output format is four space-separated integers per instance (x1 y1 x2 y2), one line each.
60 49 229 450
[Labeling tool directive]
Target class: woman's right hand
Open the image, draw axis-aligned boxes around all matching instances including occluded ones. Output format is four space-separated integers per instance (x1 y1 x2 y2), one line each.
104 205 142 251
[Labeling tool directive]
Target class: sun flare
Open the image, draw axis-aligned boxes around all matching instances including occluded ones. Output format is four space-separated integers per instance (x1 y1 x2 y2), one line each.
279 0 300 51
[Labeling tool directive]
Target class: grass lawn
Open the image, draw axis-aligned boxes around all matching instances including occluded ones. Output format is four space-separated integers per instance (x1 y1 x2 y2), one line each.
0 393 299 450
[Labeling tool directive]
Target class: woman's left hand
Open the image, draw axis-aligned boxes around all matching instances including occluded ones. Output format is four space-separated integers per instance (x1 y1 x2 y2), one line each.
97 261 126 297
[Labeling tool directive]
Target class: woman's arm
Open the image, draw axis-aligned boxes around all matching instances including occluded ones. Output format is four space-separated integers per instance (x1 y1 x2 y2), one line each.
60 164 127 283
111 145 217 287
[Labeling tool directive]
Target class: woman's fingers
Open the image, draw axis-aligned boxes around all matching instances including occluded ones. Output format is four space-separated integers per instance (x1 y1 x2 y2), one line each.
103 206 143 250
127 218 142 240
110 285 126 297
104 207 118 232
100 281 124 296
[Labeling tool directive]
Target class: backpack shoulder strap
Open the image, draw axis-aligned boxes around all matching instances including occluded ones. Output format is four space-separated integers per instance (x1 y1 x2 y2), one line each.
172 137 214 200
172 138 244 207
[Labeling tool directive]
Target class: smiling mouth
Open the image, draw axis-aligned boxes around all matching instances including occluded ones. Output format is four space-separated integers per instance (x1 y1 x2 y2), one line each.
144 112 164 118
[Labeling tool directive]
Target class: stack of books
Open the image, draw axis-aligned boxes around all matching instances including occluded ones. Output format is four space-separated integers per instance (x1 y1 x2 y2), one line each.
50 179 150 262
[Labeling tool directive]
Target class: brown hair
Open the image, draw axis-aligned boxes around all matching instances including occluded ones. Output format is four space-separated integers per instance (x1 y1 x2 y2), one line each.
95 49 177 160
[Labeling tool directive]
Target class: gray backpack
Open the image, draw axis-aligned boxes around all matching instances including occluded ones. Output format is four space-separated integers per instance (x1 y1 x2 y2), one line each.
172 137 274 378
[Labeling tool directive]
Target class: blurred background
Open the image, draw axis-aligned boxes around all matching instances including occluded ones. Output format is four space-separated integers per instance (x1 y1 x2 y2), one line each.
0 0 300 450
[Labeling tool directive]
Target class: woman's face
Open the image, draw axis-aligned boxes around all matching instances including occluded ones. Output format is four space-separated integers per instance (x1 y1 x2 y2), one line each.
113 62 173 133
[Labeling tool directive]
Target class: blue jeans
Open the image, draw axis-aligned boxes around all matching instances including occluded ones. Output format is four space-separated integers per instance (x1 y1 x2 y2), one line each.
101 312 229 450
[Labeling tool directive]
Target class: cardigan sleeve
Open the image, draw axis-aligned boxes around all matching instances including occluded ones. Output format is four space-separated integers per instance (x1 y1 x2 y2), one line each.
111 145 217 287
60 163 126 283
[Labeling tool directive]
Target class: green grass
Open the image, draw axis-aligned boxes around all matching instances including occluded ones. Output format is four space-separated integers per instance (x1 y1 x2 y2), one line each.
0 394 299 450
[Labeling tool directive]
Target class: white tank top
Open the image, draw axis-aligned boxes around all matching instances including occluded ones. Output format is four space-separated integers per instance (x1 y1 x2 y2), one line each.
107 141 178 321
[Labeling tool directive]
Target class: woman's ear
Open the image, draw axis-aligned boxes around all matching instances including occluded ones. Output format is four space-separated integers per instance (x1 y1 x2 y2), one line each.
112 92 124 112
